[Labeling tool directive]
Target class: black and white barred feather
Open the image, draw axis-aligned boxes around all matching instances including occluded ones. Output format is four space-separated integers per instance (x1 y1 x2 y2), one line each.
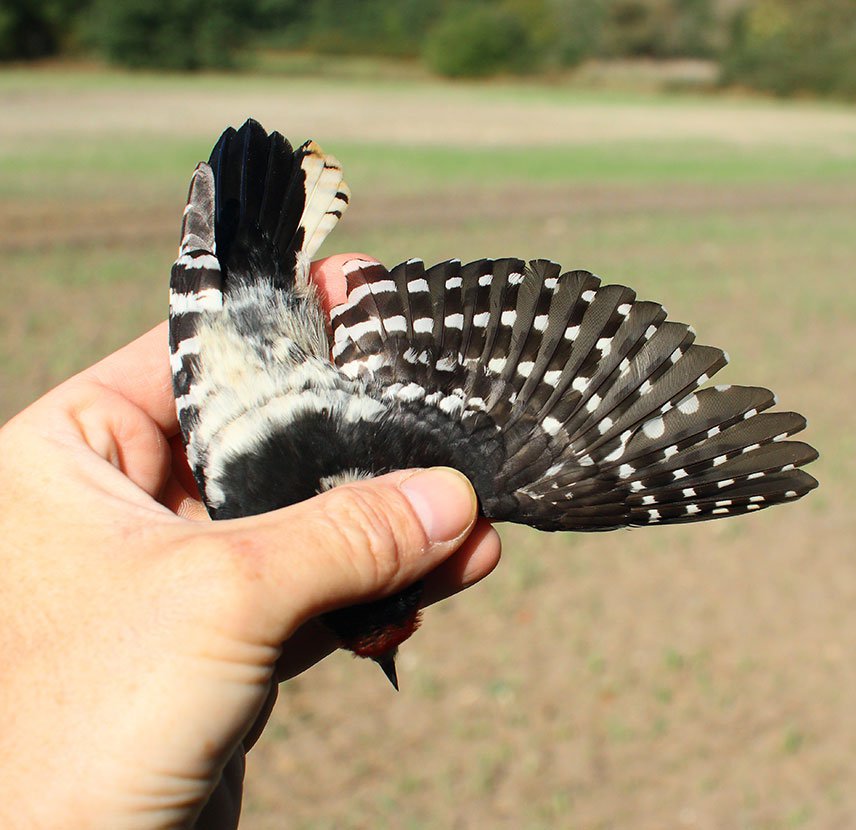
169 119 817 676
329 257 817 528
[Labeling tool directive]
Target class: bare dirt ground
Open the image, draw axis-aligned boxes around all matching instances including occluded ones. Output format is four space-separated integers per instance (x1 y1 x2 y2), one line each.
2 70 854 829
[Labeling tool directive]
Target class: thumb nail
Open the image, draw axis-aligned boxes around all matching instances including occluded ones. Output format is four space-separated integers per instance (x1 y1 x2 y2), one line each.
399 467 477 543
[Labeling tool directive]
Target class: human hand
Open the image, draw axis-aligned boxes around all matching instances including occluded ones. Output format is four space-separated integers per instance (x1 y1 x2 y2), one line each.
0 255 501 830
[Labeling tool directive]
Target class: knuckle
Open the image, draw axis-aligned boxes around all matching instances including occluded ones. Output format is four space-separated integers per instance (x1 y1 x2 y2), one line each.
319 485 412 588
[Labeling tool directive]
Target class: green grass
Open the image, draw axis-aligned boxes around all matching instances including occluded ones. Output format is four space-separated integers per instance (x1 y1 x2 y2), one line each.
337 140 856 190
5 134 855 203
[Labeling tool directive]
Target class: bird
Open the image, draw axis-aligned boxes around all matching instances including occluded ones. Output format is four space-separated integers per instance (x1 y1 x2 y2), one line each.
168 119 818 689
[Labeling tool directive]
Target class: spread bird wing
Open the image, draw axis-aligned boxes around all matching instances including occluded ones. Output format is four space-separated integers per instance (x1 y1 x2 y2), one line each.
329 257 818 530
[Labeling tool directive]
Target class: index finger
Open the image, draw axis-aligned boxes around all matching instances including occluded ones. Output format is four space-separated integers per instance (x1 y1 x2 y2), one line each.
81 321 178 434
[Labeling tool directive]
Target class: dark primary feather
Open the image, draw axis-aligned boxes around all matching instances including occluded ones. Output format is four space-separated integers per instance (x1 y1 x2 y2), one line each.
331 257 818 530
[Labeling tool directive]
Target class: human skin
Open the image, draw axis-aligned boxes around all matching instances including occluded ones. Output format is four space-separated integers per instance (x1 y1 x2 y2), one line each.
0 254 501 830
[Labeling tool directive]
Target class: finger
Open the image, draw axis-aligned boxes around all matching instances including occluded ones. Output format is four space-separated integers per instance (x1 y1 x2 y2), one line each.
45 379 173 503
243 683 279 751
158 435 209 519
273 522 501 682
209 467 479 645
421 518 501 606
310 253 379 314
274 620 339 683
159 475 208 520
79 321 178 436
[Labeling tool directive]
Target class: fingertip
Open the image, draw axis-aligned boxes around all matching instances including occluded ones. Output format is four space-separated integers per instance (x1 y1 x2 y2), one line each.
422 518 502 607
310 253 379 312
460 519 502 585
399 467 477 545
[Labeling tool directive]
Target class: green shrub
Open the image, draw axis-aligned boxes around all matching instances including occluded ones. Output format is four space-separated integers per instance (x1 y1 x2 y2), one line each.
299 0 442 58
599 0 716 59
0 0 88 61
423 3 536 78
548 0 607 66
721 0 856 99
86 0 258 70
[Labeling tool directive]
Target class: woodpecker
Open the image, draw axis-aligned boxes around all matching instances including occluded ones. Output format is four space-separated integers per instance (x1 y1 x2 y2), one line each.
169 119 818 689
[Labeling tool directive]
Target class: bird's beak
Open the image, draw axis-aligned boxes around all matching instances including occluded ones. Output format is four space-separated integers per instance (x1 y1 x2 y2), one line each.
374 651 399 691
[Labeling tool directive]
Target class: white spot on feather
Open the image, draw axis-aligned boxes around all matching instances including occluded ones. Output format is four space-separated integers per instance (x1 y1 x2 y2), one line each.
397 383 425 402
176 252 221 271
170 288 222 314
642 417 665 439
342 258 377 275
347 319 383 341
413 318 433 334
572 376 589 393
384 315 407 333
169 336 201 372
439 395 465 416
543 416 562 436
677 395 699 414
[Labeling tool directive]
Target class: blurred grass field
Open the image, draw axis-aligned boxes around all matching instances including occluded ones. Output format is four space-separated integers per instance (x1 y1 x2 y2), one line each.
2 67 855 829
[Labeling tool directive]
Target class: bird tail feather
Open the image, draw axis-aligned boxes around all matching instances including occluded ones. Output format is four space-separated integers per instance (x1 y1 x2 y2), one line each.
205 118 349 290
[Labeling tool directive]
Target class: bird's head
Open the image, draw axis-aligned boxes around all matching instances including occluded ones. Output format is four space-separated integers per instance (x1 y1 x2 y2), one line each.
321 581 423 690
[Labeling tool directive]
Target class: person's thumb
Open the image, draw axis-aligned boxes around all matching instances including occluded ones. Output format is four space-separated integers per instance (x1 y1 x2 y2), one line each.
206 467 479 645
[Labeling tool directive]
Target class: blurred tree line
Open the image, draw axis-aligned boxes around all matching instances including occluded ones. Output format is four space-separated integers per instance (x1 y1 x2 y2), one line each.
3 0 855 99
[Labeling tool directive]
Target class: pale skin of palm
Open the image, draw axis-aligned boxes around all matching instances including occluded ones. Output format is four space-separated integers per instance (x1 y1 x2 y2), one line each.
0 254 502 830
